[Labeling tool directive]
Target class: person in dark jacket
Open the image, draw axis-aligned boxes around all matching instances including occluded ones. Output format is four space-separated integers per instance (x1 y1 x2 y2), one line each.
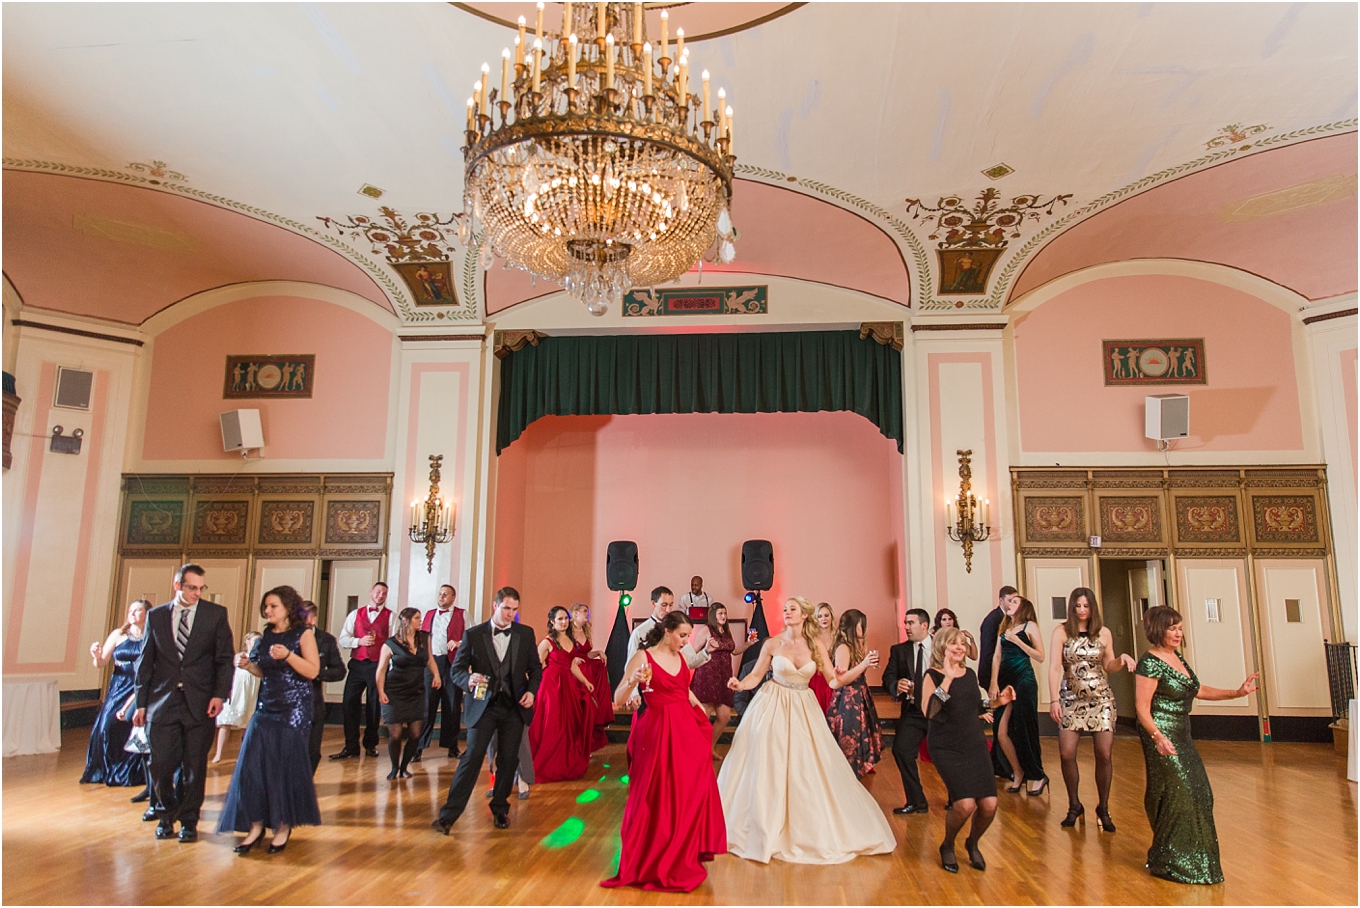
303 602 348 773
978 586 1018 781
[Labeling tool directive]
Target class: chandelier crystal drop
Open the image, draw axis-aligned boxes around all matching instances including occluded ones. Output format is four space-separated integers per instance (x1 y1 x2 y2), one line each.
462 2 737 315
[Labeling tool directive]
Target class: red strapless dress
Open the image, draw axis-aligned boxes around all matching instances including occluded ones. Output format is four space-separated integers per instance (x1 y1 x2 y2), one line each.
602 651 727 892
528 642 591 783
572 641 614 751
809 670 835 715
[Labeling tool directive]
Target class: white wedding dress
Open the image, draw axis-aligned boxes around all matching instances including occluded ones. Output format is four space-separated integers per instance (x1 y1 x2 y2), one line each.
717 655 897 864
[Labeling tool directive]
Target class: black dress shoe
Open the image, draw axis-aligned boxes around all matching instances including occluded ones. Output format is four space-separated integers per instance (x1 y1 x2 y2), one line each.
411 751 422 763
893 803 928 815
365 747 379 758
448 747 462 758
329 749 358 761
154 821 175 839
939 843 958 873
142 808 158 822
234 836 261 855
493 813 509 829
130 790 150 803
965 837 986 871
267 835 289 854
178 825 198 843
431 818 451 836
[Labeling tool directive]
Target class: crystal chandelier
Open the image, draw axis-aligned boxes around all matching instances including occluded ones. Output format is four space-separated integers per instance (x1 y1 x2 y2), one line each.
462 2 737 315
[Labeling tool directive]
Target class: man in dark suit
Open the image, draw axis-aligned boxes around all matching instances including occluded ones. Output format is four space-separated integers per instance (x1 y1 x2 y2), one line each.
432 586 542 834
978 585 1018 781
883 607 933 814
303 601 347 774
132 564 234 842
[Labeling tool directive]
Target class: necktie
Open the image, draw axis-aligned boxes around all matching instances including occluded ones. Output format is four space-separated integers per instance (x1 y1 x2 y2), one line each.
176 607 191 656
912 642 923 711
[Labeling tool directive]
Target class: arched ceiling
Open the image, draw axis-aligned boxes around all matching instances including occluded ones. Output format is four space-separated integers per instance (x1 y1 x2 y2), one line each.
1010 133 1358 303
2 170 392 323
2 3 1355 324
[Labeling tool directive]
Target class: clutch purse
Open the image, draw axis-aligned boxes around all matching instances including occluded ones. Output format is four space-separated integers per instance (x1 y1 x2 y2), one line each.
124 724 151 755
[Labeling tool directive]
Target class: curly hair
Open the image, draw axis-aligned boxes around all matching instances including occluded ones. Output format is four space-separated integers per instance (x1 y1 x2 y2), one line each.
787 596 824 670
640 610 692 650
931 626 966 671
258 585 308 631
569 603 592 647
546 606 571 648
932 607 960 633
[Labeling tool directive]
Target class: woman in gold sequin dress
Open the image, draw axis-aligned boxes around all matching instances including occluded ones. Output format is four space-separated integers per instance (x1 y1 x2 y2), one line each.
1047 588 1135 831
1134 606 1258 885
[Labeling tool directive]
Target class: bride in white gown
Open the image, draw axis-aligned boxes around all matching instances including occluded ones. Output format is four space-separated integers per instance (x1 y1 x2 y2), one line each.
718 596 897 864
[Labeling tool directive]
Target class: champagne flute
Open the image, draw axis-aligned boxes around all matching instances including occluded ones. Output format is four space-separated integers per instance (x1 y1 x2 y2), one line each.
639 661 654 694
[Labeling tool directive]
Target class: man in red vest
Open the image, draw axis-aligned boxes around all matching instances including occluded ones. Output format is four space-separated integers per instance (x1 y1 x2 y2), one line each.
415 584 466 761
330 582 397 759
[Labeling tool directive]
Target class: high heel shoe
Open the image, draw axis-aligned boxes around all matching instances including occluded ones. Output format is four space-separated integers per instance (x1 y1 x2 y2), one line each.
1027 775 1049 796
267 834 290 854
386 767 400 780
1095 806 1116 832
130 790 150 804
938 843 958 873
964 837 986 871
1005 781 1024 794
233 835 261 855
1061 804 1085 827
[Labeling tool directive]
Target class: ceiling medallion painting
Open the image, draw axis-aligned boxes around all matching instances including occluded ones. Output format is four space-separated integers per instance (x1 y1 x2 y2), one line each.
461 2 737 315
125 160 188 184
1204 123 1271 150
904 189 1071 297
317 207 466 308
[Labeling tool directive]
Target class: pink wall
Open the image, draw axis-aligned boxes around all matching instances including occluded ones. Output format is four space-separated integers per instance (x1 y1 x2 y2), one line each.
492 411 905 672
1015 274 1303 452
142 296 391 461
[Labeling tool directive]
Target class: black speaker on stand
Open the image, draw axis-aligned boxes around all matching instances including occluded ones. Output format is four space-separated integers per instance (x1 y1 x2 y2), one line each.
735 540 775 714
604 541 639 691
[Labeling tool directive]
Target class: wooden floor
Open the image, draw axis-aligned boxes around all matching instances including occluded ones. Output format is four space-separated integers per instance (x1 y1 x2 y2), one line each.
4 726 1355 905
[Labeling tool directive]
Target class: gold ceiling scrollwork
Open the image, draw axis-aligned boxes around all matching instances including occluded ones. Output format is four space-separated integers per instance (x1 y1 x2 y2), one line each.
493 329 547 360
317 207 470 310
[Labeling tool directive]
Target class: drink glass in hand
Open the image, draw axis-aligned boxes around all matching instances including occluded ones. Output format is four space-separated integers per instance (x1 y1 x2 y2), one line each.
639 662 654 693
746 629 759 644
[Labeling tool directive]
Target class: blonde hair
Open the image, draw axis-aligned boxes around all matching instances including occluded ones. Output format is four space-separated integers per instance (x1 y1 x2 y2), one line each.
789 596 823 670
570 603 592 646
931 627 965 671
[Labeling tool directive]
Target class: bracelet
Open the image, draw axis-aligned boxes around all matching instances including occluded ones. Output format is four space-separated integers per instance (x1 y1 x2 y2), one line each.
932 687 951 703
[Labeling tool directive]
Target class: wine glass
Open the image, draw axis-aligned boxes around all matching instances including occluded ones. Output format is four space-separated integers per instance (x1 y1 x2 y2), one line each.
639 661 654 694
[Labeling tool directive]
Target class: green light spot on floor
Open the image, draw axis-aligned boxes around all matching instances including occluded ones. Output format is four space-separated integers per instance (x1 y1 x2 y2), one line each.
620 774 629 785
602 763 611 768
599 775 607 782
575 788 601 804
610 841 621 875
540 816 586 849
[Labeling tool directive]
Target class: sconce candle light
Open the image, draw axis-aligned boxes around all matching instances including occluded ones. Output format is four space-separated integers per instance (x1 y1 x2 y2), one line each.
409 454 454 572
944 449 991 573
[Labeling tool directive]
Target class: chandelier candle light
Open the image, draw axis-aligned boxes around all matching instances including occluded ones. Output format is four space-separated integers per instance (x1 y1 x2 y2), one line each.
945 449 991 573
409 454 454 573
461 2 738 315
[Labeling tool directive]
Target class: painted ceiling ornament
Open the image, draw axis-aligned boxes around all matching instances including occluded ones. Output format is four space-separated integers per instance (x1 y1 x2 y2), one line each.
461 2 737 316
316 206 464 264
903 188 1071 296
125 160 187 184
1204 123 1271 150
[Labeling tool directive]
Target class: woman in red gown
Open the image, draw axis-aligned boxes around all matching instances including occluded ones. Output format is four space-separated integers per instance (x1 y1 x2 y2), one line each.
568 603 614 751
808 603 837 714
528 607 595 783
603 612 727 893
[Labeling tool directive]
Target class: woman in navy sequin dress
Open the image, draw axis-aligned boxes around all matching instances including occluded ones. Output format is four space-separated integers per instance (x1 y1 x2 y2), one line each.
80 599 150 788
218 586 321 854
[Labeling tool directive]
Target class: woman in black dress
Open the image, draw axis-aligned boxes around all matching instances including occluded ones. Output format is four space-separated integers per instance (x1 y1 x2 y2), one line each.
218 586 321 854
81 599 150 789
922 627 1015 873
376 607 441 780
989 595 1047 794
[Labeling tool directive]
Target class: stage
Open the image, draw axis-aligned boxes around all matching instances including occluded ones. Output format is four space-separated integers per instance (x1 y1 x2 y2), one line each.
2 726 1354 905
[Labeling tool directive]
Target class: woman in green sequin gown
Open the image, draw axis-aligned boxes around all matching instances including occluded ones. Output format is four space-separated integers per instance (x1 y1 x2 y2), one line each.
1134 606 1259 885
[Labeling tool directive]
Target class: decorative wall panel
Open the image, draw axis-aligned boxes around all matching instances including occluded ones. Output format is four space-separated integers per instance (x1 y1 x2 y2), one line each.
1097 495 1163 543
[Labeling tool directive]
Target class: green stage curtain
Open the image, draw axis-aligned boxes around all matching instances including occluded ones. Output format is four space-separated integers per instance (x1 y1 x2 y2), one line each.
496 331 903 453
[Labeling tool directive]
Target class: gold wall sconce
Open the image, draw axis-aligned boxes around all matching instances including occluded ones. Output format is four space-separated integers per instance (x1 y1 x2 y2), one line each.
945 449 991 573
409 454 454 572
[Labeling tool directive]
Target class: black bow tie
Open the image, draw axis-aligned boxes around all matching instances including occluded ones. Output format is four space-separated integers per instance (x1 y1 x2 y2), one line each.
493 627 512 637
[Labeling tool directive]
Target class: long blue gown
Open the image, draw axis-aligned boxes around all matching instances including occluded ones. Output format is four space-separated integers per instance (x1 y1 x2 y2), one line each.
80 635 147 787
217 627 321 832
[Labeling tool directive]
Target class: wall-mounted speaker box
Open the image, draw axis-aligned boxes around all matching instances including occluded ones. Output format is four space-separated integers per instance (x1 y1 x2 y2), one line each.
220 409 264 452
53 367 94 410
741 539 775 591
606 541 639 591
1145 394 1189 441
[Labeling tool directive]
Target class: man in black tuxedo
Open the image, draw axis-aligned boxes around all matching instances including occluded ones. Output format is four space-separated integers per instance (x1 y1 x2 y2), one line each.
303 602 348 774
978 585 1018 781
883 608 933 814
432 586 542 834
132 564 234 842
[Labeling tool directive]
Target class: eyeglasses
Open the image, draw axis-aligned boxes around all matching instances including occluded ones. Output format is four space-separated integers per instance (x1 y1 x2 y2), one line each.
180 583 209 593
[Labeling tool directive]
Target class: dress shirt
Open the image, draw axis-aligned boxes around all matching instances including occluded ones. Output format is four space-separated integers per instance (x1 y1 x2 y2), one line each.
172 600 199 639
678 591 713 613
909 635 932 710
490 619 513 661
338 605 400 649
626 615 711 668
429 607 453 657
